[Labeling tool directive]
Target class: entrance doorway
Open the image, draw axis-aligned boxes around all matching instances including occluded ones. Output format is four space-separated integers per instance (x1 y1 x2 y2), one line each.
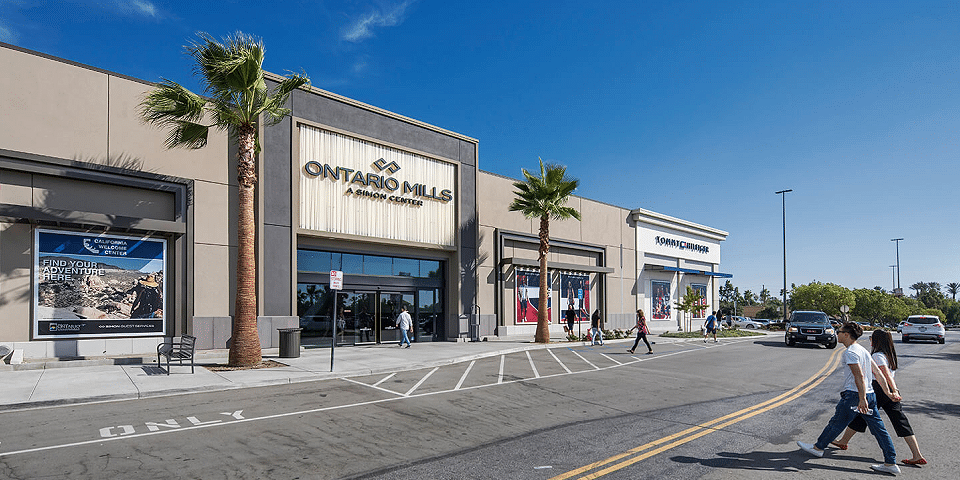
336 291 413 345
298 284 441 346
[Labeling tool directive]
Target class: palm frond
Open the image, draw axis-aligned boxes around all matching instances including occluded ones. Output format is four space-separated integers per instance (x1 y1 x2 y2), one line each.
163 120 210 149
139 79 206 125
261 73 309 126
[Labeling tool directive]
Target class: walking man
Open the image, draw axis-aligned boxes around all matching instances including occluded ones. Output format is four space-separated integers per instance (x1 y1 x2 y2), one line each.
796 322 902 475
397 306 413 348
703 311 719 343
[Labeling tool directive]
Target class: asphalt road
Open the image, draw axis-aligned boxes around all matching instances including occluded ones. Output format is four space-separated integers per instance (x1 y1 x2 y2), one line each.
0 331 956 479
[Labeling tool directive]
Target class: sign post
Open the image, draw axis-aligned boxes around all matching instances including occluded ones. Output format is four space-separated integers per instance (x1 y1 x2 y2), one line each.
578 288 584 339
330 270 343 372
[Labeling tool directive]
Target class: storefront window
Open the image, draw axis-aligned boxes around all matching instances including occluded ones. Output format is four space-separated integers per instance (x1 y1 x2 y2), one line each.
422 260 441 278
393 257 419 277
363 255 392 276
341 253 363 275
297 249 443 280
297 250 334 273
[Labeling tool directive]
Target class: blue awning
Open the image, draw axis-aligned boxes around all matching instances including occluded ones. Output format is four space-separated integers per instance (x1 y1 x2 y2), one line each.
658 266 733 278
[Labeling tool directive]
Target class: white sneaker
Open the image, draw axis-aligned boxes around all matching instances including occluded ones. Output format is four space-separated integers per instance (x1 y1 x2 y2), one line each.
870 464 901 475
797 441 823 458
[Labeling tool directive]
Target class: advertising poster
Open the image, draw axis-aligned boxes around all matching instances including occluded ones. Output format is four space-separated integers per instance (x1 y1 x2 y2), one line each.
652 280 672 320
692 284 707 318
516 270 550 324
560 274 589 323
34 229 166 339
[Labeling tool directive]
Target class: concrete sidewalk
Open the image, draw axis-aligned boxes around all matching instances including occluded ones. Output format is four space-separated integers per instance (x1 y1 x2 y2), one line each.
0 334 725 412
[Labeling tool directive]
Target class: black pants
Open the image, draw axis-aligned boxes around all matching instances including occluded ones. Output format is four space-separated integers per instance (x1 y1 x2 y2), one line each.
631 332 651 352
848 380 914 437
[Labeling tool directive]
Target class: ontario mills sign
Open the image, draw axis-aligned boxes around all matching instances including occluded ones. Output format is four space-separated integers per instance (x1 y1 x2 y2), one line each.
302 157 453 206
298 124 457 246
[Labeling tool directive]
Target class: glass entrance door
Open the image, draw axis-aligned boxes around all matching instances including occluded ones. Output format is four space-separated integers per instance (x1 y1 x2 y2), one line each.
345 291 414 345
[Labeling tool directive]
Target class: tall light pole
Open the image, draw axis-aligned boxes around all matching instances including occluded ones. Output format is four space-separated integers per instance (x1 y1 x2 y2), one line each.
891 238 903 295
890 265 896 292
776 189 792 321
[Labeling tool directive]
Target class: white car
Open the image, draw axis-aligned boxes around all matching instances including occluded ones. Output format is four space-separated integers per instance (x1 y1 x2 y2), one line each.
901 315 945 344
732 316 762 329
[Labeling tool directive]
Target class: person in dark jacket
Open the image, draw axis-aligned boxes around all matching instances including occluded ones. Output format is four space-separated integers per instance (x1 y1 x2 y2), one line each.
590 309 604 346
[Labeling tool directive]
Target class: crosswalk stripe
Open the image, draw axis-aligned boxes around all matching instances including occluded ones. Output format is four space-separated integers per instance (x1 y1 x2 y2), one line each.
373 373 396 387
498 355 505 384
526 350 541 378
455 360 476 390
570 349 600 370
599 353 621 365
547 348 572 373
404 367 439 396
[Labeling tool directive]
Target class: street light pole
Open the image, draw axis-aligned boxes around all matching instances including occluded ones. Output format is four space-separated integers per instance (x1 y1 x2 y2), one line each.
776 189 792 322
890 265 896 292
891 238 903 294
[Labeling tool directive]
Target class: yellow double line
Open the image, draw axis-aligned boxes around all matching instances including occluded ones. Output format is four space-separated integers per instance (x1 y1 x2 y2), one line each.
550 346 845 480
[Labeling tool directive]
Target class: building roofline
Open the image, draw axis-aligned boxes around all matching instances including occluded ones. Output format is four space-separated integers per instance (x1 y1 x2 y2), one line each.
266 71 478 145
631 207 728 239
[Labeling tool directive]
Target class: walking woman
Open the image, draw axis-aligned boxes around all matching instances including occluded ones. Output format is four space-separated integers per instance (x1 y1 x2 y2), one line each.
628 309 653 354
830 329 927 466
590 309 604 346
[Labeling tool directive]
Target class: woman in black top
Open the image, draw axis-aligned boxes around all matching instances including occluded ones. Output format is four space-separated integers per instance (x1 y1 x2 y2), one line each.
590 309 604 345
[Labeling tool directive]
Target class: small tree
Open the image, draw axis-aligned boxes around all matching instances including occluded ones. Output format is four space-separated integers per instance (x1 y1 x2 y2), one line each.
675 286 704 332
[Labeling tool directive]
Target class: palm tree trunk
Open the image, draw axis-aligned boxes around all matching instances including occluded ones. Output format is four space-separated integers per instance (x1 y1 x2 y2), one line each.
535 214 551 343
228 124 262 366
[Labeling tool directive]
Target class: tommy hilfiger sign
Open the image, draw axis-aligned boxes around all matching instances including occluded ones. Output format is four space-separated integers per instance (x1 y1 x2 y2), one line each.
655 235 710 254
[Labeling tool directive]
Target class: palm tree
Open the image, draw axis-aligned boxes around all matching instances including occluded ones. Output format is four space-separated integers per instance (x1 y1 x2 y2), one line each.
947 282 960 301
140 32 308 366
509 158 581 343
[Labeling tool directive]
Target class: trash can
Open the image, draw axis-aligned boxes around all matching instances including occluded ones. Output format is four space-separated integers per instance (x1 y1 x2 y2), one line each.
278 328 302 358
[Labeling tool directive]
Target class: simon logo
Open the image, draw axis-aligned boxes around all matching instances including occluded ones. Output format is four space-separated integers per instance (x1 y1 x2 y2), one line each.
373 158 401 174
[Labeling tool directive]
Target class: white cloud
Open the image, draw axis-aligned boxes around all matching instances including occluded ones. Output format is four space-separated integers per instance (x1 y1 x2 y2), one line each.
0 22 17 44
342 0 415 42
131 1 158 17
115 0 159 18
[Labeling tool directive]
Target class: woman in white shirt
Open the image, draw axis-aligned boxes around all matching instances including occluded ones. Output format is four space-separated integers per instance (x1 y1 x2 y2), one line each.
831 329 928 466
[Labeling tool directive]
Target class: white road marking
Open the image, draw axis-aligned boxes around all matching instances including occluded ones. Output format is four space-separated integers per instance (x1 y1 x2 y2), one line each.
599 353 622 365
373 373 396 387
455 360 476 390
570 349 600 370
498 355 505 384
547 348 572 373
405 367 439 396
526 351 541 378
343 377 405 397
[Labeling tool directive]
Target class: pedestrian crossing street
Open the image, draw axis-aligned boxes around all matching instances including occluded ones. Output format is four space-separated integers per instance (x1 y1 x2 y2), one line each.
343 339 732 398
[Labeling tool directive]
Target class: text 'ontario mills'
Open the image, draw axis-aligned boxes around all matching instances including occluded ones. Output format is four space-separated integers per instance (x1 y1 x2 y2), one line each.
303 160 454 206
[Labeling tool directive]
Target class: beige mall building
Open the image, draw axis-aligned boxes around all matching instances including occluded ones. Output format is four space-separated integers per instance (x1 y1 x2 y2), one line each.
0 43 729 361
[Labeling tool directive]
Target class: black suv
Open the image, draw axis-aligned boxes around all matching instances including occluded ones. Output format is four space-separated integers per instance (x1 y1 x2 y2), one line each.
785 310 837 348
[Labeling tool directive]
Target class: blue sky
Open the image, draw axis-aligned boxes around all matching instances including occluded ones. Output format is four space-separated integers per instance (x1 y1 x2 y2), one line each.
3 1 959 297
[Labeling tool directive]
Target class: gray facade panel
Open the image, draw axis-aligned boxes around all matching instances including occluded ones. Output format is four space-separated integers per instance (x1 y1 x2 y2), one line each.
290 90 461 161
459 140 477 167
263 224 292 316
262 115 292 228
262 78 292 228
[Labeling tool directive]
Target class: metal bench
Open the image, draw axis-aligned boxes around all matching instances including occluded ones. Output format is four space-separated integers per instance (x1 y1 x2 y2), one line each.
157 335 196 375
